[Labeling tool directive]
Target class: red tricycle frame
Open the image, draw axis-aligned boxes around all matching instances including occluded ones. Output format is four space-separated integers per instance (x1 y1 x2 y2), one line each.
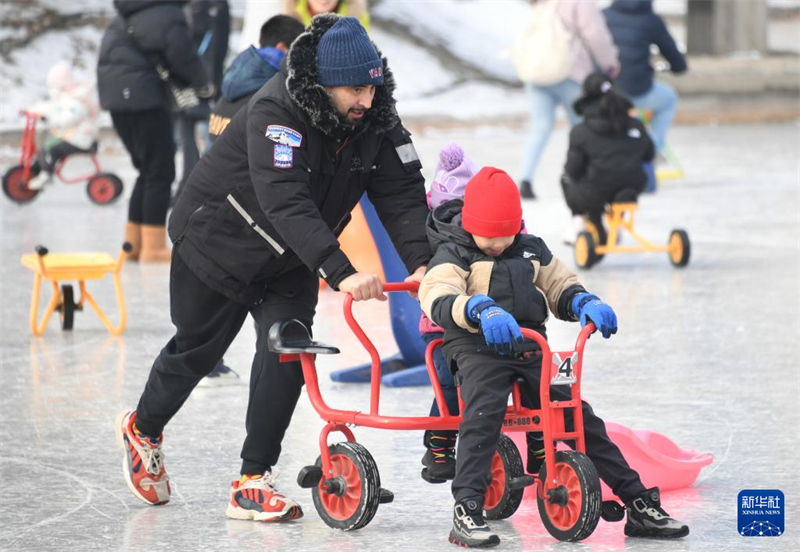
2 110 122 205
279 282 603 539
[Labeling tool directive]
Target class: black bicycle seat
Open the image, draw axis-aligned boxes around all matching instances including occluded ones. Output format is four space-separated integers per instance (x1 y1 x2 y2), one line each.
268 319 339 355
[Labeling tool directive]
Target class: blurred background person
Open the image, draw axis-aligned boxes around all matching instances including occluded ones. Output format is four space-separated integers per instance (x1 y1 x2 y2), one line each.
207 15 305 144
283 0 370 30
27 61 99 191
603 0 687 156
174 0 230 203
561 72 655 246
97 0 213 262
513 0 619 200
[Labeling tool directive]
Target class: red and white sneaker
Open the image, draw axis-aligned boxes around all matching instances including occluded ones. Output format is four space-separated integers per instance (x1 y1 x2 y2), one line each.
114 410 171 505
226 472 303 522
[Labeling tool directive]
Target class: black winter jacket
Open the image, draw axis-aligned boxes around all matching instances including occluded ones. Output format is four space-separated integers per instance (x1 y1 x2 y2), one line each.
603 0 687 97
169 14 431 305
419 201 585 362
97 0 210 112
564 102 654 196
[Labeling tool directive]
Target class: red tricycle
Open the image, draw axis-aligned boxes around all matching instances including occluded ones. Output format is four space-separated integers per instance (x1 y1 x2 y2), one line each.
269 282 604 541
2 110 123 205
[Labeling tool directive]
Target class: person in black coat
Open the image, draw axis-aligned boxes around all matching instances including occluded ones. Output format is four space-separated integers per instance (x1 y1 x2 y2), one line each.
207 15 305 143
603 0 687 154
114 15 432 521
561 72 655 246
97 0 213 262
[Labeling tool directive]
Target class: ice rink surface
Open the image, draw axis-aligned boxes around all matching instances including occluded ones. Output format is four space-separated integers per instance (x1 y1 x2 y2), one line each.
1 121 798 551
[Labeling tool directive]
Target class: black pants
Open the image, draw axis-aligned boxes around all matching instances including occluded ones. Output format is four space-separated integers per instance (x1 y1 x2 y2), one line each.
111 109 175 226
452 352 646 504
34 140 86 174
134 246 318 475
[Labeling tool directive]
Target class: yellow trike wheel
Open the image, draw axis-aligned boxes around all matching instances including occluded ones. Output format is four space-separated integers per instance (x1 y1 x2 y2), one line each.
668 229 691 267
574 231 597 270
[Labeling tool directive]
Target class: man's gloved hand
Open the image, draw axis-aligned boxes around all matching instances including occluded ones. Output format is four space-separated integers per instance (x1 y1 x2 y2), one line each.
466 295 524 355
571 293 617 339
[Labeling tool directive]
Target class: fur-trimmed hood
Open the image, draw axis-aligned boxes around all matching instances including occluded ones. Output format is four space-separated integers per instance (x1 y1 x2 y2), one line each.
285 13 399 137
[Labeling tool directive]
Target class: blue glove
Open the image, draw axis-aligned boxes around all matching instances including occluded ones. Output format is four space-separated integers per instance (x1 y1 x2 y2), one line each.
571 293 618 339
466 295 524 355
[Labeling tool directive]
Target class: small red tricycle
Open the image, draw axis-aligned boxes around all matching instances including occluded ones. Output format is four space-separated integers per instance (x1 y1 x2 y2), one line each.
269 282 604 541
2 110 123 205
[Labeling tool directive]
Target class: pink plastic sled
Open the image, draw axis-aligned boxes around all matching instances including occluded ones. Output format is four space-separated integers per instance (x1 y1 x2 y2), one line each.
511 421 713 501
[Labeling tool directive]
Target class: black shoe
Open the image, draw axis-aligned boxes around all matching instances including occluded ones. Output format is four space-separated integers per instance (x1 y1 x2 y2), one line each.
421 430 457 482
449 497 500 548
525 432 545 474
197 359 241 387
520 180 536 199
624 488 689 539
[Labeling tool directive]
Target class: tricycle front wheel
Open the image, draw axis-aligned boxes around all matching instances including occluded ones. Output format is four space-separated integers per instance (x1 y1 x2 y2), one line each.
537 451 601 542
311 442 381 531
2 164 40 204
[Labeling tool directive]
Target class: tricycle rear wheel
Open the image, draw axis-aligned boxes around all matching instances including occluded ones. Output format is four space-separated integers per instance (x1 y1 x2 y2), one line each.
87 173 123 205
537 451 601 542
311 442 381 531
484 434 525 520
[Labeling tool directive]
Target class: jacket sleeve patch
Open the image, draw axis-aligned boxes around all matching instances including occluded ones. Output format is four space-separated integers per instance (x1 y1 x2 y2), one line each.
273 144 293 168
266 125 303 147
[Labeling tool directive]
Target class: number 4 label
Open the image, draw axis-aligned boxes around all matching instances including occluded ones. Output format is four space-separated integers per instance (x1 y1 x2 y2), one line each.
551 352 578 386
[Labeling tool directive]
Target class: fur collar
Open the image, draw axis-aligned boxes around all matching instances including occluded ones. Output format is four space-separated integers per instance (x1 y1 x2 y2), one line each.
285 13 399 137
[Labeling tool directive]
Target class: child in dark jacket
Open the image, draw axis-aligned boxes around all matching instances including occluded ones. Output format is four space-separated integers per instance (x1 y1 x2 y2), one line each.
419 167 688 548
561 72 655 246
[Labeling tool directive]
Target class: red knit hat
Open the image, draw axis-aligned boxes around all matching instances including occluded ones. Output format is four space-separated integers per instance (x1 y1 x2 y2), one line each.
461 167 523 237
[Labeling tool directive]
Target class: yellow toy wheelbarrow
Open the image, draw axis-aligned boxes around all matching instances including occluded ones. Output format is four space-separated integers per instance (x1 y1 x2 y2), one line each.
21 242 132 336
574 203 690 270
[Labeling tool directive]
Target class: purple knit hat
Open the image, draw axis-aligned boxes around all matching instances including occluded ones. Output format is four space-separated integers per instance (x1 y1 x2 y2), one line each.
430 143 478 209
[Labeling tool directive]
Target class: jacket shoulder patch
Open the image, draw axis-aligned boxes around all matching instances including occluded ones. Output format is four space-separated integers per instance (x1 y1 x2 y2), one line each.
266 125 303 147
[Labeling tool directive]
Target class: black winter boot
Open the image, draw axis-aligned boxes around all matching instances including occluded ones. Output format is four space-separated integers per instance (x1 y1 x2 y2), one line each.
520 180 536 199
421 430 457 483
624 487 689 539
449 497 500 548
525 432 546 474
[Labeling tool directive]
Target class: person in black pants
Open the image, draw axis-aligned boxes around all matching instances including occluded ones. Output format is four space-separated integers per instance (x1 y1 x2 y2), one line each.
114 15 432 523
419 167 688 547
97 0 213 262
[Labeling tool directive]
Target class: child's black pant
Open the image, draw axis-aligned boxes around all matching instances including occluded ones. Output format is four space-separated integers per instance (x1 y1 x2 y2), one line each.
452 351 646 504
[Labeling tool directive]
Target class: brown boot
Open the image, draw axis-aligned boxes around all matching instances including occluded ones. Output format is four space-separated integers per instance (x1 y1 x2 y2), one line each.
139 225 172 263
124 222 142 261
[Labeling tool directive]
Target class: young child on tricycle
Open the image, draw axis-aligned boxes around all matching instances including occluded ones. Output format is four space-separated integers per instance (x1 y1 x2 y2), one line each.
419 144 546 484
418 167 688 547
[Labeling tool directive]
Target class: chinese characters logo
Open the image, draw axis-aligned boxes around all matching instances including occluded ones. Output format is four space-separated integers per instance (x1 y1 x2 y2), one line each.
738 490 784 537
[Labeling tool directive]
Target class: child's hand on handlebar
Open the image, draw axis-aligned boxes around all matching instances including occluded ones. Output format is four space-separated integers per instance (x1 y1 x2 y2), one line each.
338 272 387 302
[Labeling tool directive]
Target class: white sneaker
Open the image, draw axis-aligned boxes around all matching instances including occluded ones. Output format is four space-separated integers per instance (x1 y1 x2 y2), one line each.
197 361 241 387
563 215 586 245
27 171 52 191
226 472 303 522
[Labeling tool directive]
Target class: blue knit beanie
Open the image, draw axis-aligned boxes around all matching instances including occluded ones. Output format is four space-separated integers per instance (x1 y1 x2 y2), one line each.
316 17 384 87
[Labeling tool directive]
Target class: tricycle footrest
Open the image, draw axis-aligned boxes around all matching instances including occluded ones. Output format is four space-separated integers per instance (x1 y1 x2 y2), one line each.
600 500 625 522
508 475 536 490
379 488 394 504
297 465 323 488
